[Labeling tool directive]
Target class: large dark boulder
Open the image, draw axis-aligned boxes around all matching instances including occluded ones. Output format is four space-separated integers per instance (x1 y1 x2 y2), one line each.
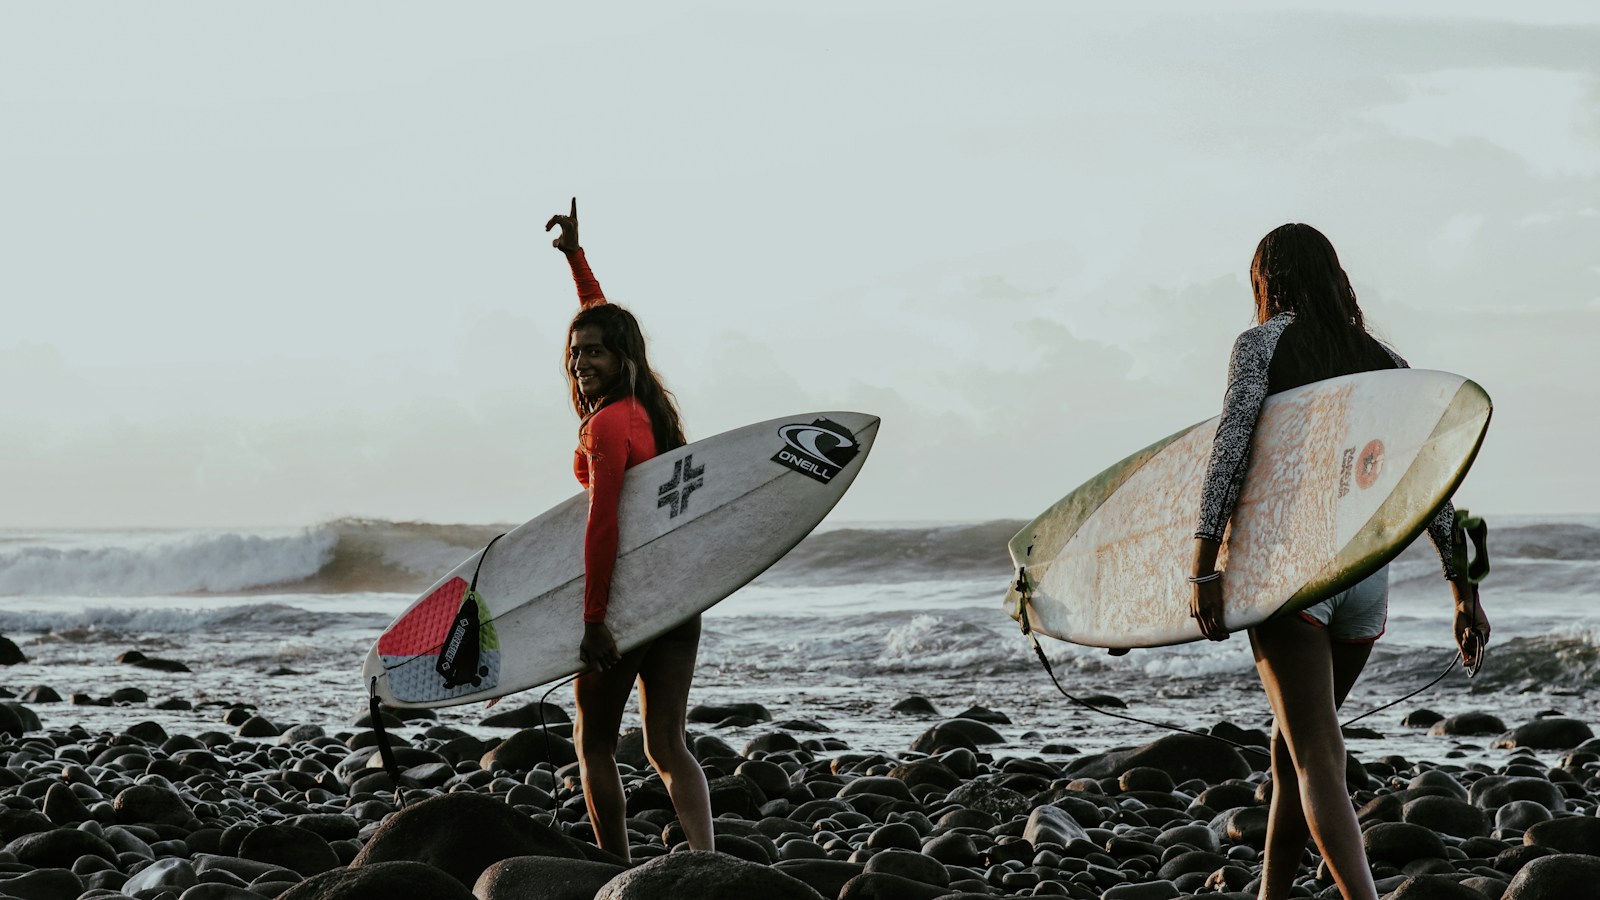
1065 733 1250 784
1428 712 1505 736
349 792 593 888
0 701 41 735
594 850 823 899
0 635 24 665
942 781 1028 820
926 718 1006 745
1209 806 1269 848
114 783 196 827
886 759 960 791
117 649 192 672
1401 795 1488 839
19 686 59 703
278 860 475 900
1362 822 1447 866
237 823 341 877
1469 776 1565 812
3 828 119 868
1523 817 1600 856
1492 718 1595 751
0 806 54 842
1407 769 1468 800
773 859 865 899
838 871 950 899
473 856 627 900
481 701 571 729
861 848 950 888
1503 853 1600 899
688 703 772 723
890 696 941 716
41 782 92 825
481 727 578 771
0 868 84 900
0 703 27 739
707 774 766 819
1385 874 1497 898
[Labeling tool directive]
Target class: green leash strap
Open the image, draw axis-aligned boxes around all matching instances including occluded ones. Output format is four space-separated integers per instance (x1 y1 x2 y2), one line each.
1451 508 1490 585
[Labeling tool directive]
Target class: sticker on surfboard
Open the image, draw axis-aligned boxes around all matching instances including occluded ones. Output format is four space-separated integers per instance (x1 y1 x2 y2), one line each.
375 577 501 703
771 418 861 484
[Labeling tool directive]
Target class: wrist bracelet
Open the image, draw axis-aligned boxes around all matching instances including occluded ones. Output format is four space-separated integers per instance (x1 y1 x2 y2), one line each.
1187 571 1222 584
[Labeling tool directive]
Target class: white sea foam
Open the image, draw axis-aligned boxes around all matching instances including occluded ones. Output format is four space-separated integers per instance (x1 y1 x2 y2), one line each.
0 528 338 596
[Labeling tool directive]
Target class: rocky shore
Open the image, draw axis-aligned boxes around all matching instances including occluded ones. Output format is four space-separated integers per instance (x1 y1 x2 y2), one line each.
0 693 1597 900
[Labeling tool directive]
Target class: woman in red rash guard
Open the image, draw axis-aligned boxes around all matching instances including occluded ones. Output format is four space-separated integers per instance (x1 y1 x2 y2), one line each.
545 199 713 860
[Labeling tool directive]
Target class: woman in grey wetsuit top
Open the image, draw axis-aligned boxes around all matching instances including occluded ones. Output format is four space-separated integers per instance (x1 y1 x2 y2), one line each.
1188 224 1490 900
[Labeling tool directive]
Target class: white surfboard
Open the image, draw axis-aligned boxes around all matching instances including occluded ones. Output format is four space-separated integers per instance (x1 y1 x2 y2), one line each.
1003 370 1490 648
365 411 879 707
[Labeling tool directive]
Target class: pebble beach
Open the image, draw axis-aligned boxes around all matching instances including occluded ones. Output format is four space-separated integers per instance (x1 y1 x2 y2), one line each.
2 517 1598 899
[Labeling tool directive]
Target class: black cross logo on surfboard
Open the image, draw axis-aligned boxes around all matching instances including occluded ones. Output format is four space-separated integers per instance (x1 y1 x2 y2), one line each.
657 454 705 518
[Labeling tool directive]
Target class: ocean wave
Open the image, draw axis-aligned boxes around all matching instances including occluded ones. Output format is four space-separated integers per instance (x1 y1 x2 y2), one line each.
0 601 355 636
0 520 504 597
0 529 339 596
3 516 1594 599
756 521 1023 586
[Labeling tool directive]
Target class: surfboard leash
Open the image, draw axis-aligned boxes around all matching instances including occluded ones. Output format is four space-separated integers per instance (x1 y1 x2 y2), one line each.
1015 507 1492 755
1013 569 1272 760
1343 510 1491 726
366 677 408 808
536 671 580 823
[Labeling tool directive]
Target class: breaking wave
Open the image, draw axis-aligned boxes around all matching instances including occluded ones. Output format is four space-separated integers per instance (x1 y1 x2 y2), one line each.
2 517 1596 601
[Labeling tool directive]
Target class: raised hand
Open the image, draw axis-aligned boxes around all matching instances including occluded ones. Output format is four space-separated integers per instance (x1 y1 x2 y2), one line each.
545 197 580 255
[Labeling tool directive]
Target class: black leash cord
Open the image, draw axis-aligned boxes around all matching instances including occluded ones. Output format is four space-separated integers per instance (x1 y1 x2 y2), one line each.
367 677 407 807
1016 578 1473 760
1339 654 1461 729
1024 630 1271 759
538 672 580 784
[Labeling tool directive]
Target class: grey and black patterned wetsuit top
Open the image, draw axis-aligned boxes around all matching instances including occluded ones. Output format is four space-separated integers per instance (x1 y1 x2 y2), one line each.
1194 312 1459 579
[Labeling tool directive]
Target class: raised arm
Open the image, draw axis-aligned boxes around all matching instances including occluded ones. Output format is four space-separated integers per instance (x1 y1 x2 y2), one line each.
546 197 607 308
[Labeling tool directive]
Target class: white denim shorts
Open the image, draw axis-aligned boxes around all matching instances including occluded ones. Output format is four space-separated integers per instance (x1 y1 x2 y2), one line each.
1296 565 1389 642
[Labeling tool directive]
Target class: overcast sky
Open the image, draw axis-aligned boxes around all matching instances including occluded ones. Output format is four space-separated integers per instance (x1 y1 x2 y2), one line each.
3 1 1597 528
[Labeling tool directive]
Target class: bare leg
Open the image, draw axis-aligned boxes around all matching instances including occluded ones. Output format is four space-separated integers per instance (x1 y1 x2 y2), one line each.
574 647 645 861
1257 723 1310 899
637 616 713 851
1249 618 1377 900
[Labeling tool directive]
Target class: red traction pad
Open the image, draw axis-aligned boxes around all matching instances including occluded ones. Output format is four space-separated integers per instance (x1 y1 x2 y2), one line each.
376 577 468 657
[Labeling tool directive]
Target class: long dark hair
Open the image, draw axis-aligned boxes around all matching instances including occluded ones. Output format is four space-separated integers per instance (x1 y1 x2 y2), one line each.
1251 223 1386 375
566 303 686 452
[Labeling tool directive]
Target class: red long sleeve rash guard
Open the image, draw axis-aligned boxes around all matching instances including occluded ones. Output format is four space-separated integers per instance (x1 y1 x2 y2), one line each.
566 246 660 623
573 398 658 624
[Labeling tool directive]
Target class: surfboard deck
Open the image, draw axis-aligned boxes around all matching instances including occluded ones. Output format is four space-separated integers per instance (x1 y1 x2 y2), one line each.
1003 370 1490 649
364 411 879 708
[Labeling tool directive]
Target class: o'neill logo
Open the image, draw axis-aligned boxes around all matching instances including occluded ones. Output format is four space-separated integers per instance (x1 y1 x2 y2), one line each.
772 418 861 484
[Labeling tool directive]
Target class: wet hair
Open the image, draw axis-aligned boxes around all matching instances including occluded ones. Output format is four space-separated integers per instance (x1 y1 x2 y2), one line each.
1250 223 1387 376
566 303 686 452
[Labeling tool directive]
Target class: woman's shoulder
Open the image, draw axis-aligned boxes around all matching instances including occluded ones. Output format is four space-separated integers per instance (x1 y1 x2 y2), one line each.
1228 313 1294 364
1236 312 1294 343
589 397 653 432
